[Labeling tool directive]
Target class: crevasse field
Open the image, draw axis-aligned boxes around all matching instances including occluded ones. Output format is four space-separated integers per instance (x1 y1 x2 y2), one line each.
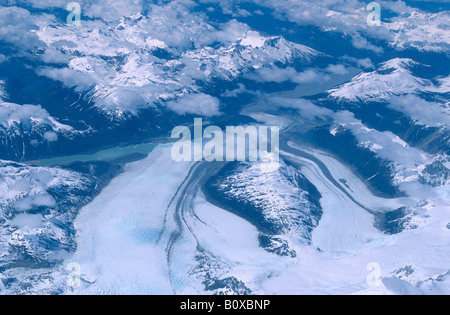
0 0 449 295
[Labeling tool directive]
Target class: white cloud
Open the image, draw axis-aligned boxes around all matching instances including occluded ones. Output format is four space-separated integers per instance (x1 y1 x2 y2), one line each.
0 102 74 132
295 69 330 84
43 131 58 142
10 214 44 229
221 83 247 98
236 8 252 17
37 67 96 90
351 36 383 54
213 20 251 44
84 0 146 20
0 6 54 50
167 93 221 117
342 56 375 69
0 103 51 124
326 64 349 75
39 48 71 64
248 67 329 85
378 0 411 14
25 0 146 20
13 194 56 211
269 97 334 121
22 0 69 9
388 95 450 128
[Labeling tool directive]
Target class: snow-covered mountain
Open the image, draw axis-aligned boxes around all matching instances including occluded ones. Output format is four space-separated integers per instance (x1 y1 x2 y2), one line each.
329 58 436 102
208 160 322 256
319 57 450 190
0 81 80 160
0 160 92 294
0 0 449 296
0 156 137 294
34 7 323 116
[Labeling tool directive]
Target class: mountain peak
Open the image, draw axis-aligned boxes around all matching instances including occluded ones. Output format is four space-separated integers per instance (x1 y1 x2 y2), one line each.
379 58 421 71
329 58 431 102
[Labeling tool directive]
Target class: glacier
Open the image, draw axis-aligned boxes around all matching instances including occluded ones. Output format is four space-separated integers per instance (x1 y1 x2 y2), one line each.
59 143 449 295
0 0 449 295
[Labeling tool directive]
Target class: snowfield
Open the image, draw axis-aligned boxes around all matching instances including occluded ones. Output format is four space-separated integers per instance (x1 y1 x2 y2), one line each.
64 144 450 295
0 0 448 296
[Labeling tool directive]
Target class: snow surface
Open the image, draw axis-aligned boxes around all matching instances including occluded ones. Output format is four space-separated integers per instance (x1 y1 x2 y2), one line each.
0 160 95 294
34 7 320 116
63 144 450 295
0 102 73 132
0 0 448 296
329 59 433 102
